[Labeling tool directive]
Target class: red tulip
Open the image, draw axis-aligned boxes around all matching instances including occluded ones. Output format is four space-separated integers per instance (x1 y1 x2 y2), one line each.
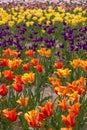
3 108 17 122
39 102 53 117
0 84 8 96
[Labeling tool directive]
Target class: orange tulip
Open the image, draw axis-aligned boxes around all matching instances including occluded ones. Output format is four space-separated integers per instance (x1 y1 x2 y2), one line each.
51 79 61 88
3 108 17 122
55 68 71 78
35 64 43 72
62 113 75 127
2 48 12 57
67 92 80 102
11 51 19 57
0 84 8 96
69 102 81 117
67 82 85 95
55 86 70 96
77 77 86 87
25 50 35 57
24 110 44 128
17 97 29 107
70 59 82 68
13 75 24 92
22 63 30 71
37 48 51 57
37 48 46 57
45 49 51 57
49 76 55 83
58 98 69 111
81 60 87 71
3 70 14 81
2 48 19 57
8 59 22 69
30 58 39 66
38 102 53 117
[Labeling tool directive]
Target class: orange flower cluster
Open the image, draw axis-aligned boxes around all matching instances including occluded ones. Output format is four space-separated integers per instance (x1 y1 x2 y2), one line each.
8 59 22 69
12 75 24 92
2 48 19 57
49 76 86 98
55 68 71 78
49 60 86 130
30 58 44 72
37 48 51 57
24 102 53 128
1 48 87 129
1 58 22 70
70 58 87 71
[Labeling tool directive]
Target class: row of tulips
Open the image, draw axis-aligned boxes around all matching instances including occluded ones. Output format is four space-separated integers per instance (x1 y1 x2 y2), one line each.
0 47 87 130
0 0 87 10
0 6 87 27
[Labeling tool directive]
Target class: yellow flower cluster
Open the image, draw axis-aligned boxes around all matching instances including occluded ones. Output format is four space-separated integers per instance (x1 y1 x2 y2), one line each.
0 6 87 27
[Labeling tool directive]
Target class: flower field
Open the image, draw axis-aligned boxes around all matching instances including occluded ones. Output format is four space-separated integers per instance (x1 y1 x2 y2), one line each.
0 0 87 130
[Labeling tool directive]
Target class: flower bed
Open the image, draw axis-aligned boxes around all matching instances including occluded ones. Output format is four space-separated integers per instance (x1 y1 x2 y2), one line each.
0 1 87 130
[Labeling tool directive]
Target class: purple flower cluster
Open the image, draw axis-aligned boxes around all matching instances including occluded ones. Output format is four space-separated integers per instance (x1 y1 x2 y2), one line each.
0 23 57 51
28 22 56 50
0 24 27 50
62 23 87 52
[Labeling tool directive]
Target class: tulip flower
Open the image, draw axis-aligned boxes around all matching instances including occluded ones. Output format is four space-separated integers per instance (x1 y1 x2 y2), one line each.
0 84 8 96
2 48 12 57
30 58 39 66
25 50 35 57
58 98 69 111
17 97 29 107
62 113 75 127
3 70 14 81
3 108 17 122
8 59 22 69
1 58 9 66
22 63 30 71
22 72 35 84
54 61 63 69
69 102 81 117
38 102 53 117
70 59 82 68
55 68 71 78
12 81 23 92
24 110 44 128
35 64 43 72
